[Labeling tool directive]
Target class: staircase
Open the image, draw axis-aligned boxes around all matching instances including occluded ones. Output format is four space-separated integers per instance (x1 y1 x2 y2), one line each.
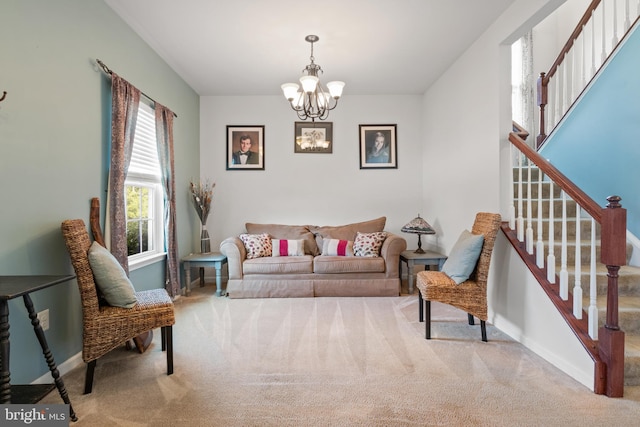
514 166 640 387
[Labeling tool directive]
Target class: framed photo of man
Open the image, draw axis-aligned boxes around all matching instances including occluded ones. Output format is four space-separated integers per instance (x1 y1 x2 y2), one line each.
359 124 397 169
294 121 333 153
226 125 265 170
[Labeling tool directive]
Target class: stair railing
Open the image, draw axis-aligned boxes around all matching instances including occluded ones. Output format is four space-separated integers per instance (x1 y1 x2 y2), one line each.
537 0 640 147
506 127 626 397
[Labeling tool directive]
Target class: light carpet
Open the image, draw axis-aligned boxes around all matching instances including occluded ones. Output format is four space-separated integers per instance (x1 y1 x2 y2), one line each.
42 285 640 426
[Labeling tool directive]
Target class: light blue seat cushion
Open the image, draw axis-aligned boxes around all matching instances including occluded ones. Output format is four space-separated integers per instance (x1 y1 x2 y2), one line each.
87 241 137 308
441 230 484 284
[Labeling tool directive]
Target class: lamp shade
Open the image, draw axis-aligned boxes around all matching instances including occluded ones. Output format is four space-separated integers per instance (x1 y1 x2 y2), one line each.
326 81 345 98
300 75 319 93
401 214 434 254
401 214 435 235
281 83 300 101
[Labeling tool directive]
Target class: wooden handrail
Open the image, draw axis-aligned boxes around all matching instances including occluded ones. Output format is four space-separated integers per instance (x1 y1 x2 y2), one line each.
543 0 602 84
537 2 640 147
509 129 626 397
509 132 602 221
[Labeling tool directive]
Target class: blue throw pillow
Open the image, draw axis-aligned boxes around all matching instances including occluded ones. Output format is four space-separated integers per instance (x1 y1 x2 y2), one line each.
441 230 485 284
87 241 137 308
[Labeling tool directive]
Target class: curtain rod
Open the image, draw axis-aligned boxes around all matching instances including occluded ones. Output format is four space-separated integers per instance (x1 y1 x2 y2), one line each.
96 59 177 118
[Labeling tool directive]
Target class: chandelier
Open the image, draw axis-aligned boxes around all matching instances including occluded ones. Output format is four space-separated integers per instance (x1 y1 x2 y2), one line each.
281 35 345 121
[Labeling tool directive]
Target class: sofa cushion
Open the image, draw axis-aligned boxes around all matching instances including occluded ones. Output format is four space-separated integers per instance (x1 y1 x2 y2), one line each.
271 239 305 257
310 217 386 251
239 233 272 259
314 256 385 274
322 239 354 256
246 223 319 256
354 231 387 257
243 255 314 274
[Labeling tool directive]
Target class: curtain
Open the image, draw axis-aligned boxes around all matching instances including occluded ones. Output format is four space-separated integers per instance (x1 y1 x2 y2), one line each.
155 104 181 297
520 31 536 147
107 74 141 273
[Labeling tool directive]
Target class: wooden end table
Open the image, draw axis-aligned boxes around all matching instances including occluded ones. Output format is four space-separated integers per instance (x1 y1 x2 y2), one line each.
399 250 447 294
181 252 227 296
0 275 77 421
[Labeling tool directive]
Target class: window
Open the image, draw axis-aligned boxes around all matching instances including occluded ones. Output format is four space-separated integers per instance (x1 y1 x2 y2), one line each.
126 101 165 269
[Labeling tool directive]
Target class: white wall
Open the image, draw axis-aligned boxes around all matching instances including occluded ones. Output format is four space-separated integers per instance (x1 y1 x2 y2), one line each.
199 94 424 252
491 234 595 389
422 0 595 389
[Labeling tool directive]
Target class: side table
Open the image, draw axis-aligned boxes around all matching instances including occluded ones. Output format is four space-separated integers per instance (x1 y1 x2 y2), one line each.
181 252 228 296
399 250 447 294
0 275 77 421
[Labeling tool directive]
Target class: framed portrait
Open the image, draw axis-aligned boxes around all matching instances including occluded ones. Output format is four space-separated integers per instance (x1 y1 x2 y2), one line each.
226 125 265 170
294 121 333 153
359 124 397 169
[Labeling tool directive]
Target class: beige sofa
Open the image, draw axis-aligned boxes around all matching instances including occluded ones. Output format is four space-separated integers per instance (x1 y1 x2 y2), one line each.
220 217 407 298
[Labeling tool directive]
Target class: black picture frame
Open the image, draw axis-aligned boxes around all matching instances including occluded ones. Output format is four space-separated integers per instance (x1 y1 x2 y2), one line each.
226 125 265 170
294 121 333 153
359 124 397 169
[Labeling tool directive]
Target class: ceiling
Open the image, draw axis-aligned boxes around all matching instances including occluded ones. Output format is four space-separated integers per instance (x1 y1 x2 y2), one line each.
104 0 516 96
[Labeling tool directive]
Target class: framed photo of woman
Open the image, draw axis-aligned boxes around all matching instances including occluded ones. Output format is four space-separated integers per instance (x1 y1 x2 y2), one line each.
359 124 397 169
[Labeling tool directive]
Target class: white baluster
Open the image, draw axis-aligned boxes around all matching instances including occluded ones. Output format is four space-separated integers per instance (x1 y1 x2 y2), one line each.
517 151 524 241
536 170 545 268
526 160 534 254
559 191 569 300
602 1 608 63
554 75 561 129
612 0 619 46
588 217 598 339
625 0 631 31
578 25 587 88
547 181 556 284
509 146 516 230
573 206 583 319
591 12 596 78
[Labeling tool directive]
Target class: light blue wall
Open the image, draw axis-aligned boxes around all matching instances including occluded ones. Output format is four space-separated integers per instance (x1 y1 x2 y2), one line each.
0 0 199 383
540 24 640 237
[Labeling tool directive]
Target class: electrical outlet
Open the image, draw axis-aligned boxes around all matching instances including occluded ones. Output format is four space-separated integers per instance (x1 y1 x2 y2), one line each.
37 309 49 331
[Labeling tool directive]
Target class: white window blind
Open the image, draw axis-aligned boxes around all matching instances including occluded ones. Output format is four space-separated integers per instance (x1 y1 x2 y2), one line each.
129 102 160 178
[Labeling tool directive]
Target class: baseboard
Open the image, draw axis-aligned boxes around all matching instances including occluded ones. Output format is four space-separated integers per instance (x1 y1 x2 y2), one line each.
491 313 594 391
32 352 84 385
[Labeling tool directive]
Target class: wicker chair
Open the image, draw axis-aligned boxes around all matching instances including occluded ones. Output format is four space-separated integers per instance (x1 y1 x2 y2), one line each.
416 212 501 342
61 219 175 394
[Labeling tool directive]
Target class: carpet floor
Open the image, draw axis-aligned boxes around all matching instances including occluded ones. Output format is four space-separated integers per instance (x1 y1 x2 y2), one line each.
42 285 640 426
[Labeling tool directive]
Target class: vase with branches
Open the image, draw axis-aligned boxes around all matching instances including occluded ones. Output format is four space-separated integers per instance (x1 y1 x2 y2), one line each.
189 179 215 253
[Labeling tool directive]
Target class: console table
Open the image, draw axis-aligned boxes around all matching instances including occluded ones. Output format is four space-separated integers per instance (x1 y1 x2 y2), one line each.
181 253 228 296
0 275 77 421
399 250 447 294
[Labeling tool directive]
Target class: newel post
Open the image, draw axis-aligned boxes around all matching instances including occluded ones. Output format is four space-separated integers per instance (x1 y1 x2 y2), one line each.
536 72 547 148
599 195 626 397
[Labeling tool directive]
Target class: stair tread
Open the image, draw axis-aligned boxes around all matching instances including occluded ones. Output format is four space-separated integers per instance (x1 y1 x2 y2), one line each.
589 295 640 309
624 334 640 357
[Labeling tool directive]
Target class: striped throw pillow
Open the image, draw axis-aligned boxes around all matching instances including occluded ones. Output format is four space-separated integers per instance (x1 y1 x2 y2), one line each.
322 239 354 256
271 239 305 257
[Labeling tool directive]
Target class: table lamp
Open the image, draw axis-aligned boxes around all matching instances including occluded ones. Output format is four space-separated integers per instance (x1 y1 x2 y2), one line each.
401 214 435 254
